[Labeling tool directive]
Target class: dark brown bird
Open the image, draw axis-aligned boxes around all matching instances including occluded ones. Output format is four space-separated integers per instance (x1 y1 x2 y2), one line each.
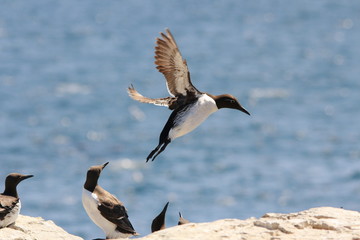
151 202 169 232
0 173 33 228
82 162 138 239
128 29 250 162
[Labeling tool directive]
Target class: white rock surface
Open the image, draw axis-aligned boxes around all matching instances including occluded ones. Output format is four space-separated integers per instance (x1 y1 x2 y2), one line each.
137 207 360 240
1 207 360 240
0 215 83 240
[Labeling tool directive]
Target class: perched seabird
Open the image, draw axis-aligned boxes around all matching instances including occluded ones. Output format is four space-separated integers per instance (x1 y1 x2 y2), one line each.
128 29 250 162
178 212 190 225
151 202 169 232
82 162 138 239
0 173 33 228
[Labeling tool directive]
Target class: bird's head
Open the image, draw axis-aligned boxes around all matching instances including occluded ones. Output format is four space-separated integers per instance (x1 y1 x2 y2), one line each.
214 94 250 115
84 162 109 191
3 173 33 197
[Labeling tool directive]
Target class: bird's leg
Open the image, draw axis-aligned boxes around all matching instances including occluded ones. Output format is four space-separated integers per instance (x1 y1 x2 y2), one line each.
151 139 171 161
147 145 161 162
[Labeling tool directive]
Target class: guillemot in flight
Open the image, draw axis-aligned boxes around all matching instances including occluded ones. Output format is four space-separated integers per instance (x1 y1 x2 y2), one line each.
128 29 250 162
82 162 138 239
151 202 169 232
0 173 33 228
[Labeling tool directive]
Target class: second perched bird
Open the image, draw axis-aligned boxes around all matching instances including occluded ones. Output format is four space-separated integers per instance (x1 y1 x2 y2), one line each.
151 202 169 232
0 173 33 228
128 29 250 162
178 212 190 225
82 162 138 239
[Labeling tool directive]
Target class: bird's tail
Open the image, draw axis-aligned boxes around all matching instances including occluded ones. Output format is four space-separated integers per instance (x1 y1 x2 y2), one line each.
127 85 173 108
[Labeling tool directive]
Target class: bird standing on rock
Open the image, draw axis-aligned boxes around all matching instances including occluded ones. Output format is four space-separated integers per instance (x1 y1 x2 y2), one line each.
178 212 190 225
151 202 169 232
82 162 138 239
128 29 250 162
0 173 33 228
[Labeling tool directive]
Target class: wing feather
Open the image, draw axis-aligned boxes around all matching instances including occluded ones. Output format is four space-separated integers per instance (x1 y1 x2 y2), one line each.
154 29 201 97
94 187 136 234
127 85 177 108
0 195 18 220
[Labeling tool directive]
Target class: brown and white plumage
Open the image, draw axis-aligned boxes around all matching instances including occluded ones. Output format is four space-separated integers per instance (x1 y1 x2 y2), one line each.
0 173 33 228
128 29 250 162
154 29 200 97
128 29 200 110
178 212 190 225
0 195 20 228
82 162 138 239
128 85 177 109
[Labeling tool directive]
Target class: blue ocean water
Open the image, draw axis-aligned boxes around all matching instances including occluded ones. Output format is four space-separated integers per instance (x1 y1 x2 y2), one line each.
1 0 360 239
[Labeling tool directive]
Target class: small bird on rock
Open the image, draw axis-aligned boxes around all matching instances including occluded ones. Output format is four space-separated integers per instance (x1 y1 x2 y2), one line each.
178 212 190 225
151 202 169 232
82 162 138 239
128 29 250 162
0 173 33 228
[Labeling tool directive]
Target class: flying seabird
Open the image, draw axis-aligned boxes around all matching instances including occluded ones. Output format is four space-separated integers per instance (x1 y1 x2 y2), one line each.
128 29 250 162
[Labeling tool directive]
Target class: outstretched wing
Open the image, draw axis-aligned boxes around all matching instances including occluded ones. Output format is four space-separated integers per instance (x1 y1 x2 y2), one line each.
95 187 137 235
127 85 176 108
128 85 185 110
155 29 201 97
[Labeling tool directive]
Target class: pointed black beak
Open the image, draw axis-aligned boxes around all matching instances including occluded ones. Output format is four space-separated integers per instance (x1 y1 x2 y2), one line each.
238 105 250 116
102 162 109 169
21 175 34 181
162 202 169 214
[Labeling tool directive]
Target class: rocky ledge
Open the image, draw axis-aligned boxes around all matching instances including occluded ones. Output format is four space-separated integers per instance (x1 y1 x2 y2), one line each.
0 215 82 240
1 207 360 240
139 207 360 240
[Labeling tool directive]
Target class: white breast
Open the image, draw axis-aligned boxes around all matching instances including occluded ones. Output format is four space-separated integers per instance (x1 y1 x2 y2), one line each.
82 189 129 239
169 94 218 140
0 199 21 228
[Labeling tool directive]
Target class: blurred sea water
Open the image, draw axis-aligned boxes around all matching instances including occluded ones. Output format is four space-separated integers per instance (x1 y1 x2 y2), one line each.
1 0 360 239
